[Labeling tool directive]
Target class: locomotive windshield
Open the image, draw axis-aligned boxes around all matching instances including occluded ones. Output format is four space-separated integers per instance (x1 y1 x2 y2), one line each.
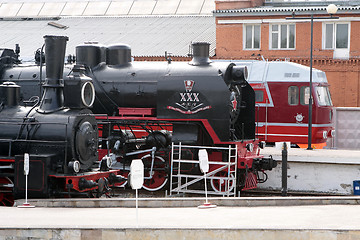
315 86 332 106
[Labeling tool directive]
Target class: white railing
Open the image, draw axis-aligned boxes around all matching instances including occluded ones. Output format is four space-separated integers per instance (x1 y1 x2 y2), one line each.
169 143 238 197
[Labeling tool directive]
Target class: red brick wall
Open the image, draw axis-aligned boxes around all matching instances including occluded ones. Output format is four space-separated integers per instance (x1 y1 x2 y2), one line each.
215 17 338 60
216 20 244 58
316 60 360 107
350 21 360 56
215 15 360 107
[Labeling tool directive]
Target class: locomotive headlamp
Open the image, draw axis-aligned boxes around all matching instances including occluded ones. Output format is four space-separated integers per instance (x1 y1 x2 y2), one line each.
81 81 95 107
322 131 328 139
68 160 81 173
64 65 96 109
258 141 266 149
231 66 248 82
100 155 113 171
106 154 113 168
331 130 336 138
246 143 254 152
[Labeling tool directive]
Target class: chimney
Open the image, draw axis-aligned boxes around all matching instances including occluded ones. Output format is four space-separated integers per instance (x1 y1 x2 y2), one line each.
39 35 68 112
189 42 211 66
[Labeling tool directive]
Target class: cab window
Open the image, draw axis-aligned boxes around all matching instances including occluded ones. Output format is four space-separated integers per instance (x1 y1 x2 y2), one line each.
316 86 333 106
300 86 309 105
288 86 299 105
255 90 264 102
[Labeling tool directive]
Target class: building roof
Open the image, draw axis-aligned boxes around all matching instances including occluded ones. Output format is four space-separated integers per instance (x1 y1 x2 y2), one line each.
0 0 214 17
264 0 360 7
263 0 360 7
214 5 360 17
0 15 216 60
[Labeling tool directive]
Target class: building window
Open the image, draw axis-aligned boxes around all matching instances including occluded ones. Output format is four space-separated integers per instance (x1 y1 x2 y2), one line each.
323 23 349 49
270 24 295 49
244 25 260 49
288 86 299 105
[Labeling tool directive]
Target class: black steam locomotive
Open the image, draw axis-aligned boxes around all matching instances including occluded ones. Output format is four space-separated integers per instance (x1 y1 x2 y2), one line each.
0 36 123 206
0 36 276 205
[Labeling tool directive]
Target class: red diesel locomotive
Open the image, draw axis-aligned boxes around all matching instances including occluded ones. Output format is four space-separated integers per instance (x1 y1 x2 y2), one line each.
220 60 334 147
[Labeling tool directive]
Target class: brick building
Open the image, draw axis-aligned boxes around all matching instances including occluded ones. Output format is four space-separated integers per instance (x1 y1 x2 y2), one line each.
213 0 360 107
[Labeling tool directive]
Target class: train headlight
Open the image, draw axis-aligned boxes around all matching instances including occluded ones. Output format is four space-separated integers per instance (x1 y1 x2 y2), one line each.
68 160 81 173
105 155 113 168
232 66 248 82
246 143 254 152
81 81 95 107
331 130 336 137
100 155 113 171
322 131 328 139
258 141 266 149
224 65 248 87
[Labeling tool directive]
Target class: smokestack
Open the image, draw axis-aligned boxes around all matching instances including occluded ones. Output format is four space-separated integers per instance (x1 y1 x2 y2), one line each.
189 42 211 66
39 35 68 112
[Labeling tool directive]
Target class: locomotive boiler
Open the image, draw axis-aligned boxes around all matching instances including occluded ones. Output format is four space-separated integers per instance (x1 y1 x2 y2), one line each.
77 42 254 143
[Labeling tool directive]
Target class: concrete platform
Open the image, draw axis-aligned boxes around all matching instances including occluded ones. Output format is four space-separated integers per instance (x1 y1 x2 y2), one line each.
13 196 360 208
2 199 360 240
259 147 360 195
262 147 360 164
